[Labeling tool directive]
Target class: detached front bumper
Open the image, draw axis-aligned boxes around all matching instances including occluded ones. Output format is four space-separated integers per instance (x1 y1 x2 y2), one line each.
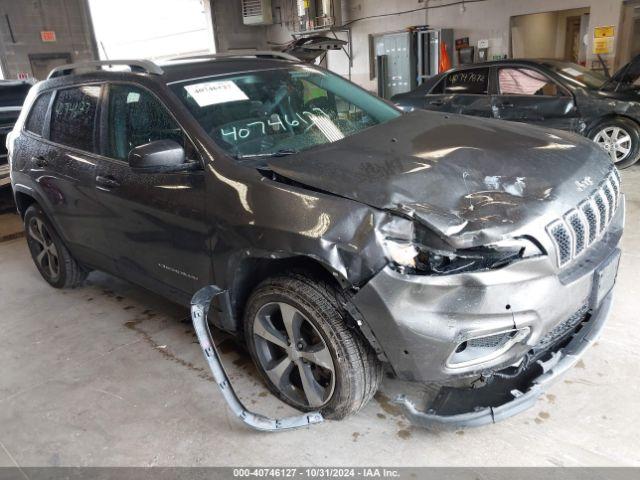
352 201 623 384
351 197 622 428
394 289 613 429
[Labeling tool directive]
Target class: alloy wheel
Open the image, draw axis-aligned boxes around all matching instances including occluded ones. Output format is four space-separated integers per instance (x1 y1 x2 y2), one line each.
28 217 60 281
594 126 632 164
252 301 336 408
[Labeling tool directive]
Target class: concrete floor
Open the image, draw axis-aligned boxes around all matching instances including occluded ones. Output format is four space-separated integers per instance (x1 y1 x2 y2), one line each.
0 168 639 467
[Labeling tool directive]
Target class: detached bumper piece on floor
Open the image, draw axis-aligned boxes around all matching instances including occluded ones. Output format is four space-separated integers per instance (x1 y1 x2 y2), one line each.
190 285 324 432
393 292 613 430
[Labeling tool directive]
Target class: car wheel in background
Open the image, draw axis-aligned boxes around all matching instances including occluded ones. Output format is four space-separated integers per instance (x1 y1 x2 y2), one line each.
24 204 88 288
590 117 640 169
243 273 382 420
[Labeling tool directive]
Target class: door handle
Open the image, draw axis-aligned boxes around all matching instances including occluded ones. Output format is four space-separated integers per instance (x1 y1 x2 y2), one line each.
429 100 444 106
95 175 120 190
32 156 48 168
499 102 515 108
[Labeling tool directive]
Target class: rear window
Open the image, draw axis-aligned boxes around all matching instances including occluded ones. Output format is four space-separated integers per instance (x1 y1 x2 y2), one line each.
444 68 489 94
50 85 101 152
25 92 52 136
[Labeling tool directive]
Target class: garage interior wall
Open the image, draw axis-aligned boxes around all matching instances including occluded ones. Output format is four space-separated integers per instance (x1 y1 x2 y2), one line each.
317 0 625 91
511 8 590 61
209 0 270 52
0 0 97 79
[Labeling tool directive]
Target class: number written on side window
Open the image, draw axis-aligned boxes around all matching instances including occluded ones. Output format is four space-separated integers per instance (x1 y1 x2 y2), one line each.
50 86 101 152
444 69 489 94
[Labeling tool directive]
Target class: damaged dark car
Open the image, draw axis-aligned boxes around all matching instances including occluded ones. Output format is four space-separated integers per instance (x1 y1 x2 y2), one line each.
8 55 624 430
392 55 640 168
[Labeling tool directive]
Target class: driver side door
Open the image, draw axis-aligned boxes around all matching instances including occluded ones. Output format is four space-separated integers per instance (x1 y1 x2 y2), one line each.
94 83 210 303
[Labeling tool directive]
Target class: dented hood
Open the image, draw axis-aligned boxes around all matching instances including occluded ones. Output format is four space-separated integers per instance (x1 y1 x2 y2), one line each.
267 111 613 244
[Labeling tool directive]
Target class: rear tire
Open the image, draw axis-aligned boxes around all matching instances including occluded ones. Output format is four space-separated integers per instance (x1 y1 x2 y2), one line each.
589 117 640 169
24 204 87 289
243 273 382 420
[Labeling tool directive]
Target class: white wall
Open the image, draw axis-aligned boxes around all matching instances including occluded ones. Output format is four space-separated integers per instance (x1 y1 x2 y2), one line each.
326 0 624 91
424 0 623 66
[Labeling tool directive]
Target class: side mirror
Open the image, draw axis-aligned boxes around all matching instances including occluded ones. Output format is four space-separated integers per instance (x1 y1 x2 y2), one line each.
128 140 185 173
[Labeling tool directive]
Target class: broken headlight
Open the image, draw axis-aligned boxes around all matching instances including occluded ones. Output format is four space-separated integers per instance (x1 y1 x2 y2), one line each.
384 238 542 275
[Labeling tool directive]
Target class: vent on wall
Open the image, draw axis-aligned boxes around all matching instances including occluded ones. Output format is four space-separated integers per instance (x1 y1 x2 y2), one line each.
241 0 273 26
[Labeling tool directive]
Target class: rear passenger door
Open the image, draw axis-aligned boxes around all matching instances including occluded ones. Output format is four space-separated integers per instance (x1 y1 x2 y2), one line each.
93 83 209 302
28 85 113 270
425 67 493 117
491 66 580 131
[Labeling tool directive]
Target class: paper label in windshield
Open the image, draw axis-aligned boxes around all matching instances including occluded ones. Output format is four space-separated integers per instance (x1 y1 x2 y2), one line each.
185 80 249 107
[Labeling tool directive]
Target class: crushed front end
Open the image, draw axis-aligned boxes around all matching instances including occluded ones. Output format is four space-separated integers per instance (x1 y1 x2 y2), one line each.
352 168 624 429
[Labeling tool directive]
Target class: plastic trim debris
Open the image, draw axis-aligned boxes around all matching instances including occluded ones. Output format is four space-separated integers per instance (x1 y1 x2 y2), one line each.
190 285 324 432
393 290 613 430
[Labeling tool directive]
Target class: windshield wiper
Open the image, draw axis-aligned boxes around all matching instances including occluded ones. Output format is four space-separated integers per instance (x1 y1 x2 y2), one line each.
234 149 299 160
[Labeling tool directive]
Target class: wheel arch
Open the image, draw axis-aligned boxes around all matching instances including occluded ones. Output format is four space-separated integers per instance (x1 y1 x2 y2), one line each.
586 113 640 136
13 186 69 245
228 255 346 328
14 189 37 218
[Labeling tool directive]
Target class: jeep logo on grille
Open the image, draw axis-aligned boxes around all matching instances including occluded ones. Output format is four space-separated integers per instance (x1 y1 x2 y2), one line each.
575 176 594 191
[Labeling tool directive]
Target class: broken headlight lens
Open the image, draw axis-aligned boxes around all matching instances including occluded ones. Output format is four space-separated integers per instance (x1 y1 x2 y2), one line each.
384 238 541 275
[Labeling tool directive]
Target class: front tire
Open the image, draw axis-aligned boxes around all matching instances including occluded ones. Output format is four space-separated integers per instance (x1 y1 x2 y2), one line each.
589 117 640 169
243 273 382 420
24 204 87 288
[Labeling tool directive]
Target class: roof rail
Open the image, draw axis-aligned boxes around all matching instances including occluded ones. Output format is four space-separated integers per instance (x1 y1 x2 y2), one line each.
169 51 300 63
47 60 164 79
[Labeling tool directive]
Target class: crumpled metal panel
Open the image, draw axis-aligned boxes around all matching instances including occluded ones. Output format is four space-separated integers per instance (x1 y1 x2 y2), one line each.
267 110 613 249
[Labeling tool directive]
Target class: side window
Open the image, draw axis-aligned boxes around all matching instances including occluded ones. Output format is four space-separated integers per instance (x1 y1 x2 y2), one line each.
50 86 101 152
429 77 445 94
498 68 564 96
444 68 489 94
107 84 194 162
25 91 52 136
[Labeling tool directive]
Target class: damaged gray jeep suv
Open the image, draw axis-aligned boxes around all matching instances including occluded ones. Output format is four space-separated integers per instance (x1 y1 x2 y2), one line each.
9 55 623 429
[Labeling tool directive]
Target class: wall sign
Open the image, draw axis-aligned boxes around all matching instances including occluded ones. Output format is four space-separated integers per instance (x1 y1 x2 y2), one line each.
594 26 615 38
593 26 614 55
40 30 56 42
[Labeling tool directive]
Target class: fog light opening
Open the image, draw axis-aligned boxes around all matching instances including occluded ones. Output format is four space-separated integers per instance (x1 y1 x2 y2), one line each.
447 327 531 369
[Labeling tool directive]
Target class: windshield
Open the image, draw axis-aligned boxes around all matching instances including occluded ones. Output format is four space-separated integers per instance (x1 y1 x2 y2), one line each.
170 66 400 158
607 55 640 91
542 61 607 90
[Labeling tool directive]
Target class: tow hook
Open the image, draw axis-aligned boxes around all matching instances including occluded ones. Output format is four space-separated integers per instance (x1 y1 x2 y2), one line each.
190 285 324 432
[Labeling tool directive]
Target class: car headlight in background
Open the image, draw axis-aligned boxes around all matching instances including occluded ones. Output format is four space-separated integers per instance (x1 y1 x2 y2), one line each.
384 237 543 275
396 105 415 113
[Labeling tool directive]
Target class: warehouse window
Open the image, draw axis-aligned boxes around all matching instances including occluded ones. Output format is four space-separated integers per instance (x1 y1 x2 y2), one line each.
50 86 101 153
25 92 52 136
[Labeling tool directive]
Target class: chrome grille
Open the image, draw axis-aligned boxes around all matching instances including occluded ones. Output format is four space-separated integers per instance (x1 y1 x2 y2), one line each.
579 199 598 245
549 220 572 265
594 192 607 231
547 169 621 267
565 210 586 255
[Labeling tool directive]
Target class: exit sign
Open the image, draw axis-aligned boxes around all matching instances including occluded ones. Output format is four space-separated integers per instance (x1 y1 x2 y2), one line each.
40 31 56 42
